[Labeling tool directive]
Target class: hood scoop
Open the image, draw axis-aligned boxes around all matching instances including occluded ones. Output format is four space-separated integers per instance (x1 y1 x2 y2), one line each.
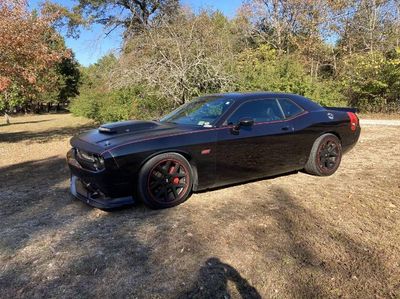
98 120 159 134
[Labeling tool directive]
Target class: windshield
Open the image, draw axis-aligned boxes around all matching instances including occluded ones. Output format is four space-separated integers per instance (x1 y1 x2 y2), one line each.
160 96 234 127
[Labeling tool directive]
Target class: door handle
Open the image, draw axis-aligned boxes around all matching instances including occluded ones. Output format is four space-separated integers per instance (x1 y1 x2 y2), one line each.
281 126 290 131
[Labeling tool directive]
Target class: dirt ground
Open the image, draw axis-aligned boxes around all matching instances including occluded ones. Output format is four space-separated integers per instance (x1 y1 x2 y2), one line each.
358 113 400 120
0 113 399 299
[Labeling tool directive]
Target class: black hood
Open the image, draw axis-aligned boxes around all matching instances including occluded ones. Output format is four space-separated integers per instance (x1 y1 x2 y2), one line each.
70 120 191 154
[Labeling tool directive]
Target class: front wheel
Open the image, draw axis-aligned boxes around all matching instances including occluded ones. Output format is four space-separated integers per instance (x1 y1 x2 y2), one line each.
137 153 193 209
304 133 342 176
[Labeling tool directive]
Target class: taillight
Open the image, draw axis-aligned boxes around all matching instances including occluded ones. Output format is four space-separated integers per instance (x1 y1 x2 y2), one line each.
347 112 359 131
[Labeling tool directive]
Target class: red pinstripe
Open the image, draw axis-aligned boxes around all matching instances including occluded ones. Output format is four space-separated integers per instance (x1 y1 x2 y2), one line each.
101 111 309 155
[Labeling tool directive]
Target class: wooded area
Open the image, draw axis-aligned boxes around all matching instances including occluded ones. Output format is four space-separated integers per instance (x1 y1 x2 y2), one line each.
1 0 400 123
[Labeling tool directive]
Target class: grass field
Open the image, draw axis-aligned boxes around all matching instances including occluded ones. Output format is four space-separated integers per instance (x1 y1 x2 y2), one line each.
0 113 399 298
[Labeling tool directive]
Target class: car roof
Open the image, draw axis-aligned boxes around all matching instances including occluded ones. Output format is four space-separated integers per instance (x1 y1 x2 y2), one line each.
203 92 323 111
204 91 290 99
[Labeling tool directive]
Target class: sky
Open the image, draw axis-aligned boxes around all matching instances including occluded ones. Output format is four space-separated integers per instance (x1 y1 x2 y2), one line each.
29 0 243 66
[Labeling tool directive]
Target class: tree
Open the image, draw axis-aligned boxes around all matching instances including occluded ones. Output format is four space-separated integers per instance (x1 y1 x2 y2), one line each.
78 53 118 94
56 54 81 105
0 0 70 117
333 0 399 55
67 0 400 120
247 0 329 53
113 9 235 105
340 49 400 112
245 0 339 79
44 0 180 38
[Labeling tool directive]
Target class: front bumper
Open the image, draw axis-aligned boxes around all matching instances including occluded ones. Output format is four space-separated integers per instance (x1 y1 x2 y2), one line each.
67 149 135 209
70 175 135 209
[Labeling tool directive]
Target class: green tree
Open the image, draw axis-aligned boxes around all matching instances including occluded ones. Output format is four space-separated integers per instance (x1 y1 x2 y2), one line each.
57 54 81 104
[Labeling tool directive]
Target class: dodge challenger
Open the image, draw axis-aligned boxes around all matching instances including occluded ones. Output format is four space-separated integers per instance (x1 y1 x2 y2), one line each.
67 92 361 209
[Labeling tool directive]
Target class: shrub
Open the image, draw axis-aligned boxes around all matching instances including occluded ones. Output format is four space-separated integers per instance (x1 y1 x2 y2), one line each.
234 45 345 106
69 86 173 123
340 49 400 112
69 91 101 120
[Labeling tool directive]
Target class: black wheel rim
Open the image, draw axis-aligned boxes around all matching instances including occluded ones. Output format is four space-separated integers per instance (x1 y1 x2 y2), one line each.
317 139 340 172
147 159 189 203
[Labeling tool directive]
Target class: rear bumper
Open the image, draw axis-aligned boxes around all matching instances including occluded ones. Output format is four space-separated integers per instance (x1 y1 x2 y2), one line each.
343 126 361 154
67 148 135 209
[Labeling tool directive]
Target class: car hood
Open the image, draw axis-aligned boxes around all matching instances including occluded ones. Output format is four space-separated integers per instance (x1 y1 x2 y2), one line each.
70 120 193 154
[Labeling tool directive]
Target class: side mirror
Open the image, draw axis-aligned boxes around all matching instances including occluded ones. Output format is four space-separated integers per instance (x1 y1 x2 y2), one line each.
232 117 254 134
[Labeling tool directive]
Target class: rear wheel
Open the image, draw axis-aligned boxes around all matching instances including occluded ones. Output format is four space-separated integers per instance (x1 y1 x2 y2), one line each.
304 133 342 176
137 153 193 209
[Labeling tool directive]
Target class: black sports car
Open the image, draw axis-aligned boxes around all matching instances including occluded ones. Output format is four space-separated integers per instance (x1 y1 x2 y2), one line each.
67 92 360 209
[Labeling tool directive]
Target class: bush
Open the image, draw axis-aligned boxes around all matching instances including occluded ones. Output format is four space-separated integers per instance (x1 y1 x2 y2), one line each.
69 91 101 120
340 49 400 112
234 45 346 107
69 86 173 123
305 81 347 107
97 89 137 122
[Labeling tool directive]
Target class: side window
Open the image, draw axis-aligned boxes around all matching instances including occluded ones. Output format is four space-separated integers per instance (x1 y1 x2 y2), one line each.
227 99 284 125
279 98 304 118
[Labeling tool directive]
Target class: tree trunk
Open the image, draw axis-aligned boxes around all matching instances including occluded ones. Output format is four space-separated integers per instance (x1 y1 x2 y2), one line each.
4 113 10 125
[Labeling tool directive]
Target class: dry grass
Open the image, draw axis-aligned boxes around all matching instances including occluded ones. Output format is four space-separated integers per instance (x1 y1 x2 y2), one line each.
0 114 399 298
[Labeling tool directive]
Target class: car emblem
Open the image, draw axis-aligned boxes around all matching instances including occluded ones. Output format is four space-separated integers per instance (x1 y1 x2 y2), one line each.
327 113 334 120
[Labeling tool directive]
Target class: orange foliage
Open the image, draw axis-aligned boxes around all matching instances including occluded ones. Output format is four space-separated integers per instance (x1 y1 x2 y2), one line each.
0 76 11 92
0 0 68 95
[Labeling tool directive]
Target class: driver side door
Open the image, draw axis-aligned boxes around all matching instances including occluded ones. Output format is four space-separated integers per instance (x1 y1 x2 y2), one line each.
215 98 295 187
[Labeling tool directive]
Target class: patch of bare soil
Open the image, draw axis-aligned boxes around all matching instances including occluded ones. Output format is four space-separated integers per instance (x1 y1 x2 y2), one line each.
0 114 399 298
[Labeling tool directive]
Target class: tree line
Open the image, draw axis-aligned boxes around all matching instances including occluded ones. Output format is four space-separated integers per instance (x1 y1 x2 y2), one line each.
1 0 400 124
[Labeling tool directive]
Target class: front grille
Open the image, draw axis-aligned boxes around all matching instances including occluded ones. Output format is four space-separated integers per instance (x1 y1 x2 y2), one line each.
74 176 105 200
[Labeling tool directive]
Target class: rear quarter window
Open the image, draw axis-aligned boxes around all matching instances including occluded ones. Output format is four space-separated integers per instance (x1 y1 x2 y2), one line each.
279 98 304 118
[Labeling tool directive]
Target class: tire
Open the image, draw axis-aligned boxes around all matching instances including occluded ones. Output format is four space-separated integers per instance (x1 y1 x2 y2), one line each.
137 153 193 209
304 133 342 176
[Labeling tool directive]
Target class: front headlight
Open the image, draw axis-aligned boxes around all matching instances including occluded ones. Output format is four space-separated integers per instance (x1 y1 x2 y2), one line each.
94 155 105 170
76 149 105 171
